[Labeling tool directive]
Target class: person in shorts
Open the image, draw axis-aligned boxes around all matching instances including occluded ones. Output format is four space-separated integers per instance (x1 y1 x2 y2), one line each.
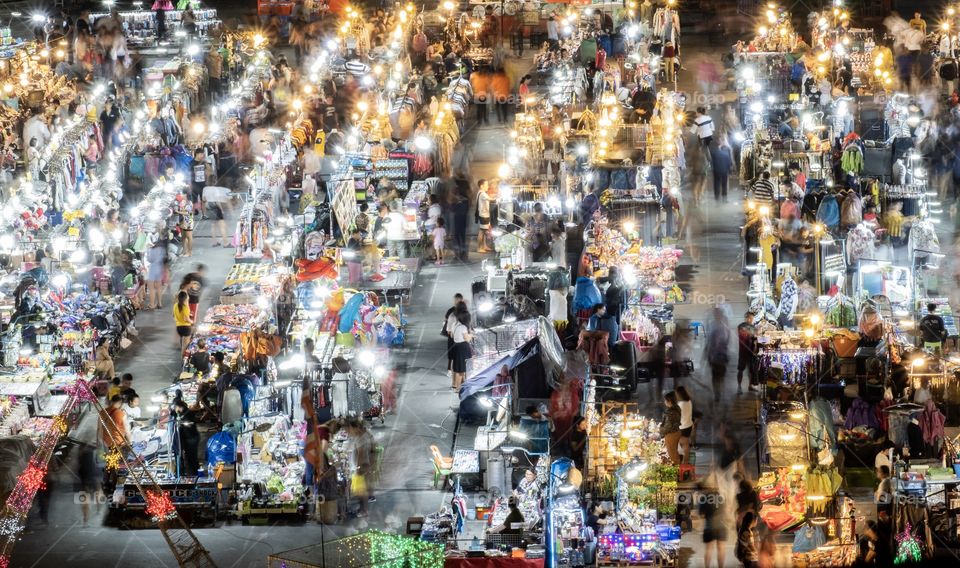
191 149 210 216
698 483 728 568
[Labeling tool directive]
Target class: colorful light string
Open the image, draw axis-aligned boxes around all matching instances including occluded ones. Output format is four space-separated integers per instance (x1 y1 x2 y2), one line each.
145 491 177 523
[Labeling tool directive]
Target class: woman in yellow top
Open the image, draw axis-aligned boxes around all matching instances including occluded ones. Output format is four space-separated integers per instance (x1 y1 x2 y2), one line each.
173 290 194 352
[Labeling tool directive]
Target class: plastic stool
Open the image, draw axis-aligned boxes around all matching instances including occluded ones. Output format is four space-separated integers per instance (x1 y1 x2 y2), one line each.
678 463 696 482
690 321 704 338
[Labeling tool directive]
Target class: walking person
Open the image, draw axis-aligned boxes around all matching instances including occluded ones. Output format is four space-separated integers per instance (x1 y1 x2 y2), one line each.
470 66 491 126
693 107 715 147
476 179 493 253
145 237 166 310
452 188 469 261
443 295 466 376
177 197 194 257
491 67 511 124
432 218 447 265
688 139 710 205
737 311 758 393
173 290 193 353
710 140 734 203
76 442 102 526
179 264 207 324
191 148 210 216
450 310 474 391
698 481 728 568
705 309 731 402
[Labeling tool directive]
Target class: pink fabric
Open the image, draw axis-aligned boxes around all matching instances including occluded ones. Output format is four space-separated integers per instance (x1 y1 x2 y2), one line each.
920 399 946 445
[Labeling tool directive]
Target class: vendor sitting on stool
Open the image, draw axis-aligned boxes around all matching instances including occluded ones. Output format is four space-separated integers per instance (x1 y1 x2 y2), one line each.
492 496 525 535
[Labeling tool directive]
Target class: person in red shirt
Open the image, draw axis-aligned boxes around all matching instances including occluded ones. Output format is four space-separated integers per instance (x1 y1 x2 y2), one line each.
100 395 129 449
470 68 492 126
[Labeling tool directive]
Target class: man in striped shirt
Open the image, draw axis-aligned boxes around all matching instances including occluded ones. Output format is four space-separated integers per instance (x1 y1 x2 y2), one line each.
751 171 775 204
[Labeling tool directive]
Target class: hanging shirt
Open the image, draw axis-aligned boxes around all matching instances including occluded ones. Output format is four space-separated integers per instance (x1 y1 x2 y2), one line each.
758 233 777 270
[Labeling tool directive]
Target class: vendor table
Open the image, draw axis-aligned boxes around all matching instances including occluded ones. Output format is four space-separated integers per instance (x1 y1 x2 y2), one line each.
444 558 544 568
352 258 421 303
475 426 508 451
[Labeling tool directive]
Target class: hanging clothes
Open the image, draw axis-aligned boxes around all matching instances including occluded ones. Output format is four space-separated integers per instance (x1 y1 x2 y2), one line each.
777 276 798 325
846 223 876 264
919 399 945 447
805 468 842 513
329 373 350 417
808 398 837 451
908 219 939 255
844 398 880 431
815 194 840 229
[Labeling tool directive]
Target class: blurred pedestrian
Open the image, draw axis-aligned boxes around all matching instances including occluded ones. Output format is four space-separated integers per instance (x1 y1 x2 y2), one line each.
76 442 102 526
452 188 469 261
676 386 694 463
711 141 734 202
698 481 728 568
705 309 731 402
179 264 206 323
470 66 491 126
145 237 166 309
735 511 759 568
737 311 758 394
491 67 511 124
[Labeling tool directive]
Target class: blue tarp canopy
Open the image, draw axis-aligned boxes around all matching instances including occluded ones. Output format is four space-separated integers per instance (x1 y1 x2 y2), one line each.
458 337 540 401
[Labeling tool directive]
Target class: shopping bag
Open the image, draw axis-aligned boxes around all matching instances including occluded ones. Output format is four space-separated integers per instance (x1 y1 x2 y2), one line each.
351 473 367 496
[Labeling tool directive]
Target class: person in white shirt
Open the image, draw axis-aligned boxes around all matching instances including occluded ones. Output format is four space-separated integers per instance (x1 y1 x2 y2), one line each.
874 441 894 474
546 15 559 48
385 204 407 257
693 107 714 146
676 386 695 463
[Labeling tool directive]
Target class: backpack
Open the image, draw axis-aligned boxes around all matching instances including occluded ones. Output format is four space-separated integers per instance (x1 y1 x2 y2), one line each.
941 59 958 81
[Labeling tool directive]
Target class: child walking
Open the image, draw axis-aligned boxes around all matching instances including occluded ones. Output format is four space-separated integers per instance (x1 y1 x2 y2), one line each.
432 218 447 265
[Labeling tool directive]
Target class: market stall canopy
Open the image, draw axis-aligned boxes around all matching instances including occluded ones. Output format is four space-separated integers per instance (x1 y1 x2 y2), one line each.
460 316 565 401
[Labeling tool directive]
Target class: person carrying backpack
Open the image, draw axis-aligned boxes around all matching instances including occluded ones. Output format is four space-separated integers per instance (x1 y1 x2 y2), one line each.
919 302 947 353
